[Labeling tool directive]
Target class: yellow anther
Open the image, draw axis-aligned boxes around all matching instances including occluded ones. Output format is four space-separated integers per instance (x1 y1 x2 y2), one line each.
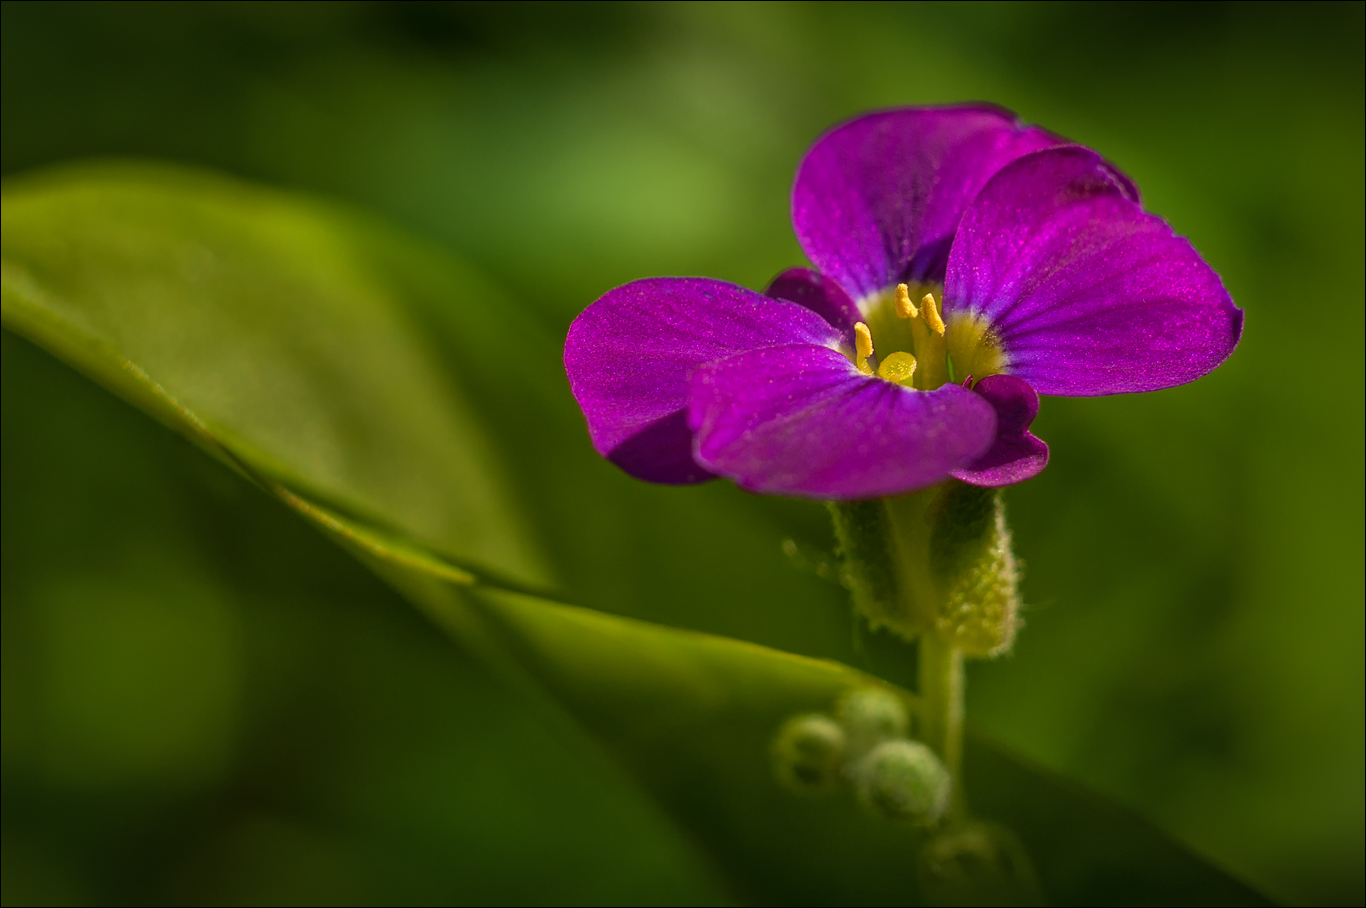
877 351 918 385
854 322 875 375
894 283 919 319
921 292 945 336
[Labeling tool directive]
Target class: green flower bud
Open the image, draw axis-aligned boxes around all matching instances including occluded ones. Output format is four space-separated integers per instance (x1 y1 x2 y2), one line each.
771 713 845 795
836 687 909 760
853 739 951 823
917 821 1040 906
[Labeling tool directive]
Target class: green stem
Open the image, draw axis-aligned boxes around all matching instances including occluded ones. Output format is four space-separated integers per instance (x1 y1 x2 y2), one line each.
918 633 965 810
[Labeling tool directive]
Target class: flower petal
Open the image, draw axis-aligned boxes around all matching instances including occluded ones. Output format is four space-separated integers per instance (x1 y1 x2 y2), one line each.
951 374 1049 488
564 277 843 483
791 106 1064 302
765 267 862 334
604 410 713 484
945 146 1243 396
688 345 997 499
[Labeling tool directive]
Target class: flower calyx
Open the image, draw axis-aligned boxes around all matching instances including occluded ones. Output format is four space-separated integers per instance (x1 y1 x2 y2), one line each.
828 481 1021 658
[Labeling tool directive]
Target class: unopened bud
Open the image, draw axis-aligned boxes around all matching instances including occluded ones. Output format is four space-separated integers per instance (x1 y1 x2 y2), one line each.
853 739 950 823
836 687 908 761
771 714 846 795
918 821 1039 906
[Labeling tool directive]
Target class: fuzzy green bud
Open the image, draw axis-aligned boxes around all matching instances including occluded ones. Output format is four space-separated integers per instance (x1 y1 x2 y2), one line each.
771 713 846 795
853 739 951 823
836 687 909 761
918 821 1040 906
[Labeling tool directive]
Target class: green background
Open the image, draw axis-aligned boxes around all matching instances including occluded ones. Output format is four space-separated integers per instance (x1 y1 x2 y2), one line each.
2 1 1361 904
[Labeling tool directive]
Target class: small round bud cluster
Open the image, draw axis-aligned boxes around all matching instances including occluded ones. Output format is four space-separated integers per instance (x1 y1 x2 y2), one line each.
770 686 951 826
771 714 846 795
854 739 951 824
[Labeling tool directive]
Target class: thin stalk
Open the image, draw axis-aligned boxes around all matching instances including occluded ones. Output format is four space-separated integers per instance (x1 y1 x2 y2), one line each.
918 633 965 812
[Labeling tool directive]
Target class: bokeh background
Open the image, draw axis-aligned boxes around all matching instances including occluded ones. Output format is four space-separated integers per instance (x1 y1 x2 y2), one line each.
2 1 1362 904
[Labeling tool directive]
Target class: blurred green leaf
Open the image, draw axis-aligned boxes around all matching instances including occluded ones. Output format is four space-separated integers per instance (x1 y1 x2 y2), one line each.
0 328 730 907
1 162 548 589
315 507 1270 904
0 160 886 676
2 163 1272 904
268 484 1263 903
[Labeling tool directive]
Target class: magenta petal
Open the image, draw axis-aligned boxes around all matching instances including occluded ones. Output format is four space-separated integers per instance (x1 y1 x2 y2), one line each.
974 372 1038 432
765 267 862 334
951 375 1049 488
564 277 843 483
792 106 1064 301
605 410 714 484
945 147 1244 396
688 345 997 499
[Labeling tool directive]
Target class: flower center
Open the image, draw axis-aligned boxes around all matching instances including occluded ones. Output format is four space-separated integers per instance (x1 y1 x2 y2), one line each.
853 282 1006 390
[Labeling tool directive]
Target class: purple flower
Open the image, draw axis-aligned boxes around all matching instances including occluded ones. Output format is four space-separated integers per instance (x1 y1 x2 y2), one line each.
564 106 1243 500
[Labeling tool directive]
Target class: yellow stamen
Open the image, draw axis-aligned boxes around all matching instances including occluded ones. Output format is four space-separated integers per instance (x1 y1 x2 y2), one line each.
854 322 875 375
876 351 917 385
894 283 919 319
920 292 945 336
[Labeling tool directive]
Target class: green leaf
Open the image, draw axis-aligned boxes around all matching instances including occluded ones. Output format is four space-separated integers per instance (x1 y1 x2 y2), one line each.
2 163 1272 904
1 161 549 588
0 160 879 678
326 512 1271 905
0 329 731 906
962 735 1270 905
